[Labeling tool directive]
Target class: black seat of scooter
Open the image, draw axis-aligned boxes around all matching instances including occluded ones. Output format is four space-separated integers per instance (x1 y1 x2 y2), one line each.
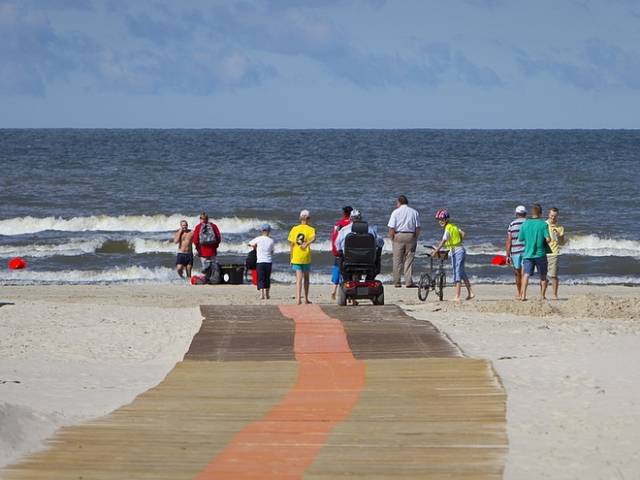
351 221 368 234
344 222 376 267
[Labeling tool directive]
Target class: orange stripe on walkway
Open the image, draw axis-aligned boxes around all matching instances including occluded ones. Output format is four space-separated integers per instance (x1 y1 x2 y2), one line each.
196 305 366 480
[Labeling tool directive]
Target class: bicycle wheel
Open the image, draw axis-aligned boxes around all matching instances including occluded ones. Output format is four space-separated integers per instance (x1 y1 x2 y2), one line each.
435 272 445 301
418 273 431 301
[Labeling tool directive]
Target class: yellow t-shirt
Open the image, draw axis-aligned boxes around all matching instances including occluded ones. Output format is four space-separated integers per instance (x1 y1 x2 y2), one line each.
288 224 316 264
547 221 565 255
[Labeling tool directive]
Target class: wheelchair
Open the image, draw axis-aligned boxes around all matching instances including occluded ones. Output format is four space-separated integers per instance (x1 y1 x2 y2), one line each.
337 221 384 306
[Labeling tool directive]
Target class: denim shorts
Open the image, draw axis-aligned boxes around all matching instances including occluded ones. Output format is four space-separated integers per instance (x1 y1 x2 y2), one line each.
523 256 548 277
331 263 341 285
292 263 311 272
450 248 468 283
510 253 523 270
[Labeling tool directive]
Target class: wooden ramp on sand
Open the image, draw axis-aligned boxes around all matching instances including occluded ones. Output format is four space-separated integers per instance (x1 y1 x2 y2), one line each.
2 305 507 480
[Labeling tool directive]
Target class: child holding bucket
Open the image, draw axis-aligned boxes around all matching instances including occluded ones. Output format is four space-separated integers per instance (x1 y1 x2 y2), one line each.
432 209 474 301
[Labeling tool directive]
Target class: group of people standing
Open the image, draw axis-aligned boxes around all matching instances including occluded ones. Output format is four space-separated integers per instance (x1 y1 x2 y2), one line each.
506 203 565 301
174 212 222 281
173 198 565 304
254 195 474 303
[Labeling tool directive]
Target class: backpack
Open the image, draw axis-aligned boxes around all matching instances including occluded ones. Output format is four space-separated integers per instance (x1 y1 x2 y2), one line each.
199 223 219 247
245 249 257 270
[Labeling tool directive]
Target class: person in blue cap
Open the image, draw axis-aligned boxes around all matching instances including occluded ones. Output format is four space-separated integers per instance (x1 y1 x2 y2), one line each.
249 223 275 300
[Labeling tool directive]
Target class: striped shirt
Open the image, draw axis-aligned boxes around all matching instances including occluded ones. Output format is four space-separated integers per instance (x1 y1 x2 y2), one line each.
507 218 526 255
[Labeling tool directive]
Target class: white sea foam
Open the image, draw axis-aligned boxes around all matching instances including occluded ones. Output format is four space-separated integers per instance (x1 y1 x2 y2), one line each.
467 274 640 285
463 243 505 256
0 215 275 236
1 267 636 285
0 237 391 258
563 234 640 258
131 239 175 254
270 271 394 285
446 235 640 259
132 239 304 255
0 266 178 284
0 239 106 258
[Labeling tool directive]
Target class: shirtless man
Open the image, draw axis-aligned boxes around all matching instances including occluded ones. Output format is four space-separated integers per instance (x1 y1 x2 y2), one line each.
174 220 194 279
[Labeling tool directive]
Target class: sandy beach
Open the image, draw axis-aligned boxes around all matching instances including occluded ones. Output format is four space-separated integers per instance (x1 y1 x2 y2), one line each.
1 283 639 478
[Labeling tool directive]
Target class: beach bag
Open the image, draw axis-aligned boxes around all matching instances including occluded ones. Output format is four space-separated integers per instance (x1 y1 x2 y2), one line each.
245 249 257 270
207 261 222 285
199 223 219 247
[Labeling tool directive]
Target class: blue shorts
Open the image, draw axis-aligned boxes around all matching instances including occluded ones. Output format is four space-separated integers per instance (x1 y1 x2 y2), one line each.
292 263 311 272
450 248 468 283
176 253 193 266
510 253 524 270
523 256 548 277
331 258 341 285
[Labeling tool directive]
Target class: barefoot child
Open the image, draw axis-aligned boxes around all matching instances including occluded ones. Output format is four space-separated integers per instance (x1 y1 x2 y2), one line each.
288 210 316 304
432 209 474 301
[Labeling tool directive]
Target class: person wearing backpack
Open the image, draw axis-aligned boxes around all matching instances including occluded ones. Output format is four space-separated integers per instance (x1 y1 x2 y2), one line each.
248 224 275 300
193 212 222 284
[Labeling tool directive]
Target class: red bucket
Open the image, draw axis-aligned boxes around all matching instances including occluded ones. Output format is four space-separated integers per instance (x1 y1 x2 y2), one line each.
8 257 27 270
491 255 507 266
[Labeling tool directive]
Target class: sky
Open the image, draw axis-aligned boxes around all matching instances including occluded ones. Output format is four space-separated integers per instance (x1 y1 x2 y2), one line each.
1 0 640 128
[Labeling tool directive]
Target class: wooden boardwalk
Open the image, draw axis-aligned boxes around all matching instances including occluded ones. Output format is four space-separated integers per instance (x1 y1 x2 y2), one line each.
2 305 507 479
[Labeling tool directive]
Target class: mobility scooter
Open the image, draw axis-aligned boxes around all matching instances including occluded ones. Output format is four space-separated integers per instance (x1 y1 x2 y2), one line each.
337 221 384 306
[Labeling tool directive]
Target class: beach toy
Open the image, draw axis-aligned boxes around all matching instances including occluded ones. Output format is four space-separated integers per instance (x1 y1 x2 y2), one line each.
491 255 507 266
190 275 207 285
8 257 27 270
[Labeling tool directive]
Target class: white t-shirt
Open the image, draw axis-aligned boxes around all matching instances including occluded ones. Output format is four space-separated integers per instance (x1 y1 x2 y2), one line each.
387 205 421 233
249 235 275 263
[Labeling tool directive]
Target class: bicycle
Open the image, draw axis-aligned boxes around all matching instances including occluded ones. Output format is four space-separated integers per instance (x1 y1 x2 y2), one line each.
417 247 448 301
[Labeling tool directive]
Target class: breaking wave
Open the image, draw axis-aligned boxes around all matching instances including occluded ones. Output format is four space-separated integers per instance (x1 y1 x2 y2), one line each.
0 266 177 284
0 239 106 258
455 236 640 259
0 215 275 236
563 234 640 258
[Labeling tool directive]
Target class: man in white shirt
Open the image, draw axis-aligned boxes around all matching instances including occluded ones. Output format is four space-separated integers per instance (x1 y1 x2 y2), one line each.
387 195 421 287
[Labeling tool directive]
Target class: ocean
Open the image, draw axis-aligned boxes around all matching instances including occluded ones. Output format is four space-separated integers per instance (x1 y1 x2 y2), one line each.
1 129 639 286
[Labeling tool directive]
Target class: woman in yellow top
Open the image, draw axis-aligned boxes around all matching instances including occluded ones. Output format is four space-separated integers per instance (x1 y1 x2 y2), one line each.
432 209 474 301
288 209 316 304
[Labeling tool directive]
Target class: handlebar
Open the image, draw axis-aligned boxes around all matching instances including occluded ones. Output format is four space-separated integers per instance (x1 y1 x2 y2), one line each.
422 245 449 259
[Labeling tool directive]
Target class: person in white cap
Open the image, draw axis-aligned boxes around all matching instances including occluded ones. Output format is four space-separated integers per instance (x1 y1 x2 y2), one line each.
506 205 527 299
248 223 275 300
287 209 316 304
